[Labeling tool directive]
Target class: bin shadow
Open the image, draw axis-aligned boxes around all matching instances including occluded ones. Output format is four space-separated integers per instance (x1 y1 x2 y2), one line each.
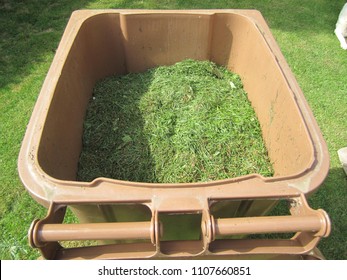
77 70 158 183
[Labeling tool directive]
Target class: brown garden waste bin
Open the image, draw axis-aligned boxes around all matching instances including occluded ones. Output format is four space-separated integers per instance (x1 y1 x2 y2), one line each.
18 10 331 260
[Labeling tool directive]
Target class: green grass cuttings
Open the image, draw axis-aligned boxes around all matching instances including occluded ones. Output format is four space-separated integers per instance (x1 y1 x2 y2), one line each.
77 59 273 183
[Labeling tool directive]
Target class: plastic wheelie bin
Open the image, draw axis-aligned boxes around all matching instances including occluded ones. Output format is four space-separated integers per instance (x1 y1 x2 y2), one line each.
18 10 331 260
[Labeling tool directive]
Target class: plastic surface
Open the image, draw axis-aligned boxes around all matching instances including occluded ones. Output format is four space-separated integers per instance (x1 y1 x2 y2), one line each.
18 10 330 259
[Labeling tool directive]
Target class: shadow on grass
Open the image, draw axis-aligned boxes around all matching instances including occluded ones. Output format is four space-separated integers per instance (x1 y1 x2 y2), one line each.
254 0 343 33
0 0 93 89
1 0 343 89
101 0 345 34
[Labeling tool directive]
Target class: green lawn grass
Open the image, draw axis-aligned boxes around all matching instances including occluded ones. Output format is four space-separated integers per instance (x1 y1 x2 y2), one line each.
0 0 346 260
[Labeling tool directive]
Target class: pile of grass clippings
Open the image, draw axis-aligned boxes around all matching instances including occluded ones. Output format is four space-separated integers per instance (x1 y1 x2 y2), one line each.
77 59 273 183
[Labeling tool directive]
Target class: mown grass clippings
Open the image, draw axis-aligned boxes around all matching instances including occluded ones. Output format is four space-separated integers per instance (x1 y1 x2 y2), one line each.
77 59 273 183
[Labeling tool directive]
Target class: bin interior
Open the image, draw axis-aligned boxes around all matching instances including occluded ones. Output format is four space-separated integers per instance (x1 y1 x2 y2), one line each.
37 11 313 182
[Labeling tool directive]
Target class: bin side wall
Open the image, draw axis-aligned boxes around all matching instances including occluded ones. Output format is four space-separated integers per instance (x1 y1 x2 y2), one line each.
38 14 126 180
210 14 312 176
119 13 213 73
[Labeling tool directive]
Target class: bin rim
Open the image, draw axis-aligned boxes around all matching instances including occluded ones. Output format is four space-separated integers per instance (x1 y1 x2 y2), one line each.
18 9 330 208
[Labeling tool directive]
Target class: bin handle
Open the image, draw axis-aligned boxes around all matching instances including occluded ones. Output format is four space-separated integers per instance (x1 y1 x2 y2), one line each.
29 194 330 259
31 220 156 244
198 194 330 258
211 211 329 238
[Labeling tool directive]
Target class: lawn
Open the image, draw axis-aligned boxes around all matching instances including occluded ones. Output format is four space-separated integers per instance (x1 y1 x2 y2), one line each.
0 0 346 260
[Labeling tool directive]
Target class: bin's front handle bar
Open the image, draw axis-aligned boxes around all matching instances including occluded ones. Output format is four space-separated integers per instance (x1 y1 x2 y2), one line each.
31 220 157 244
29 194 330 259
211 212 329 238
30 211 328 245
